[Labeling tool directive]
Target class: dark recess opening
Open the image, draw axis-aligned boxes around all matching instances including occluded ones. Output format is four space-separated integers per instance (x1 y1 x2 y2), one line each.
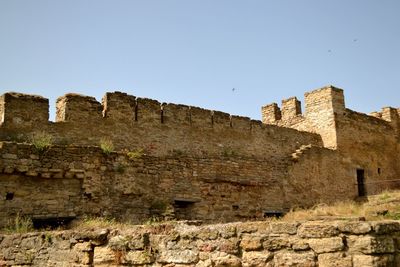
5 192 14 200
174 199 195 220
357 169 366 197
232 205 239 210
264 210 284 218
32 217 75 230
378 168 381 174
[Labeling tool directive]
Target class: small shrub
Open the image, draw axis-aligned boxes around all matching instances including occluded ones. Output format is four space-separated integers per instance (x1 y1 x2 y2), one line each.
31 132 53 153
43 233 53 244
127 149 144 159
100 138 114 154
4 213 33 233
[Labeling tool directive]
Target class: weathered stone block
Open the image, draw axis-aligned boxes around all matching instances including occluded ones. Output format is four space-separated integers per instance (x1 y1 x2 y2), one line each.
348 235 395 254
237 222 270 235
298 222 339 238
108 235 129 250
127 233 149 250
308 237 344 253
242 251 273 267
158 249 199 264
371 221 400 234
211 253 242 267
196 259 213 267
353 254 396 267
197 228 219 240
273 251 316 267
317 252 352 267
270 222 299 235
240 234 263 251
291 238 310 251
218 238 240 255
263 236 290 251
93 246 115 265
337 221 371 234
123 250 154 265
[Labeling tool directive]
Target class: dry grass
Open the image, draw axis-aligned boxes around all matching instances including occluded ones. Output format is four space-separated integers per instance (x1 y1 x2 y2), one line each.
283 201 364 221
70 216 128 230
2 213 34 233
283 190 400 221
70 191 400 230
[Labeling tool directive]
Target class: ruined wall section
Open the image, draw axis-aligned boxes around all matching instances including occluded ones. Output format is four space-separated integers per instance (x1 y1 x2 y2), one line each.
0 91 323 159
2 220 400 266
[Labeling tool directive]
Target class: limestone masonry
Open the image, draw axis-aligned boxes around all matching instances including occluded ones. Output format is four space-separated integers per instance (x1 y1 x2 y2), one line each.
0 85 399 225
2 220 400 266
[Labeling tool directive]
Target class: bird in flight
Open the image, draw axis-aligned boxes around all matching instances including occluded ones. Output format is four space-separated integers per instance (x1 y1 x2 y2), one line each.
232 88 236 92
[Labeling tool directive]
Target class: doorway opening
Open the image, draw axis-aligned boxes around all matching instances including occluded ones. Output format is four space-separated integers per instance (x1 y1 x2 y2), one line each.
357 169 366 197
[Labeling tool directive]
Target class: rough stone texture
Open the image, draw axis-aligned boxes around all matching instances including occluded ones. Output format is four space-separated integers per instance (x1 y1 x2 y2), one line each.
297 222 339 238
348 235 395 254
0 85 399 227
317 252 352 267
1 220 400 266
273 251 316 267
337 221 372 234
353 254 396 267
307 237 344 253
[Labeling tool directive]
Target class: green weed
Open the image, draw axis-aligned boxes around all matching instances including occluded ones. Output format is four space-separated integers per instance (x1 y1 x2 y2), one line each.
100 138 114 154
127 149 144 159
30 132 53 153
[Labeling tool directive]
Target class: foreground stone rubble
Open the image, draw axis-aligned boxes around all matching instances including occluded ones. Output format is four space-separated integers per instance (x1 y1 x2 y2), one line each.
1 220 400 266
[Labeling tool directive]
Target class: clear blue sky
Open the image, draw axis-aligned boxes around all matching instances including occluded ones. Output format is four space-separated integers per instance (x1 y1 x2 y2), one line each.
0 0 399 121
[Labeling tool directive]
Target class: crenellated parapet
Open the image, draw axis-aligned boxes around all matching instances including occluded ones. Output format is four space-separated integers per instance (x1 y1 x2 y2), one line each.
2 85 397 155
0 92 49 128
102 91 136 121
261 103 281 124
56 94 102 123
281 97 302 121
0 90 323 158
262 85 399 150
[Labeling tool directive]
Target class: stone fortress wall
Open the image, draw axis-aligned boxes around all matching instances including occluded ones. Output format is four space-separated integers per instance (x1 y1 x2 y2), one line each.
262 86 400 198
0 85 399 225
2 220 400 266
